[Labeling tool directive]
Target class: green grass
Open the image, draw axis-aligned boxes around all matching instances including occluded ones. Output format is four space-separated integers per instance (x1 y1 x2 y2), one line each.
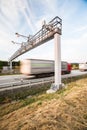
0 73 20 76
0 74 87 118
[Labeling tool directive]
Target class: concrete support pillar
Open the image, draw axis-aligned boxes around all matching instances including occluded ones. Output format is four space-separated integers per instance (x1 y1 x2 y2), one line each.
54 33 61 87
10 61 12 72
47 32 63 94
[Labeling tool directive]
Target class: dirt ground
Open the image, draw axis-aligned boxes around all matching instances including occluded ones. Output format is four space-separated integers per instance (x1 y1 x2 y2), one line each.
0 78 87 130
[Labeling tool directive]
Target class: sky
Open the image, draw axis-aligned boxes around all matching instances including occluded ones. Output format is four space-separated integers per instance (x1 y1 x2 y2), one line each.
0 0 87 63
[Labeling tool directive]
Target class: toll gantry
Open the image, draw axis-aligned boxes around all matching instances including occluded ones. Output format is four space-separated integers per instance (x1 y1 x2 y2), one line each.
9 16 62 61
9 16 62 93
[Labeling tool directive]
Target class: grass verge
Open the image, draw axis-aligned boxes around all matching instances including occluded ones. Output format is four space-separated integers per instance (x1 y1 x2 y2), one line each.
0 74 87 130
0 74 87 116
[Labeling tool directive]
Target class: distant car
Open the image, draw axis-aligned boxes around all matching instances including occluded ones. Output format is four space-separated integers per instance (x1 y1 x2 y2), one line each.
20 59 71 77
79 63 87 71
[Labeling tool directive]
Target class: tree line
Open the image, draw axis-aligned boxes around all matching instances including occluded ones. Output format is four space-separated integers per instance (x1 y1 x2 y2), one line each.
0 60 20 69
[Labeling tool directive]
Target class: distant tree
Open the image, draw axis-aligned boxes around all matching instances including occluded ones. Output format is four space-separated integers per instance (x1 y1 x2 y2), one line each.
0 60 20 69
71 63 79 70
0 61 3 69
0 60 8 69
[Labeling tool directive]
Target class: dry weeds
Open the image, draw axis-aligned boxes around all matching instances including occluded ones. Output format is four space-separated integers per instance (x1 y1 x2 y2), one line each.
0 77 87 130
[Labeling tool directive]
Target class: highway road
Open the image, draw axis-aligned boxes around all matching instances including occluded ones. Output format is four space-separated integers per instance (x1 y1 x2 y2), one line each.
62 69 87 78
0 70 87 84
0 74 30 84
0 70 87 92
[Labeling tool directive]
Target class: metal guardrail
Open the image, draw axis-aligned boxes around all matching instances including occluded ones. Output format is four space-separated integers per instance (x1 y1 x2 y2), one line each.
0 71 87 92
0 77 54 92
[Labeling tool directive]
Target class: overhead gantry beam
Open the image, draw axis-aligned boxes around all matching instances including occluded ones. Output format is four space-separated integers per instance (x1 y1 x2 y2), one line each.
9 16 62 61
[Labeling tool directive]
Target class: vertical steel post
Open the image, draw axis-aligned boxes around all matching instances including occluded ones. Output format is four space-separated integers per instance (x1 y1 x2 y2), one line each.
10 61 12 72
47 31 62 93
54 33 61 88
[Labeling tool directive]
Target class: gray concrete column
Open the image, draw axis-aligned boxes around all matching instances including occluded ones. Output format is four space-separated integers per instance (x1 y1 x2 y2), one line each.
54 33 61 87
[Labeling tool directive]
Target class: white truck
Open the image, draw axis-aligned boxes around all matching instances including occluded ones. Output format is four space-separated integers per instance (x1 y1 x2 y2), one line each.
79 63 87 71
20 59 71 77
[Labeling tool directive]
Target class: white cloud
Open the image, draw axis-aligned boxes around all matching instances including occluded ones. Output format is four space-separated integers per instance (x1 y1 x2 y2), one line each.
61 31 87 62
17 0 36 33
72 25 87 34
0 0 20 24
0 0 87 63
0 0 37 61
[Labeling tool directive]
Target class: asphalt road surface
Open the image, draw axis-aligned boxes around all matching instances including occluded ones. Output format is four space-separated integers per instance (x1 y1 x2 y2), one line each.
0 70 87 88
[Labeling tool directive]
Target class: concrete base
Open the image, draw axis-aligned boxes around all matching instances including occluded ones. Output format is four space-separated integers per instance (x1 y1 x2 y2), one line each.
46 83 65 94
